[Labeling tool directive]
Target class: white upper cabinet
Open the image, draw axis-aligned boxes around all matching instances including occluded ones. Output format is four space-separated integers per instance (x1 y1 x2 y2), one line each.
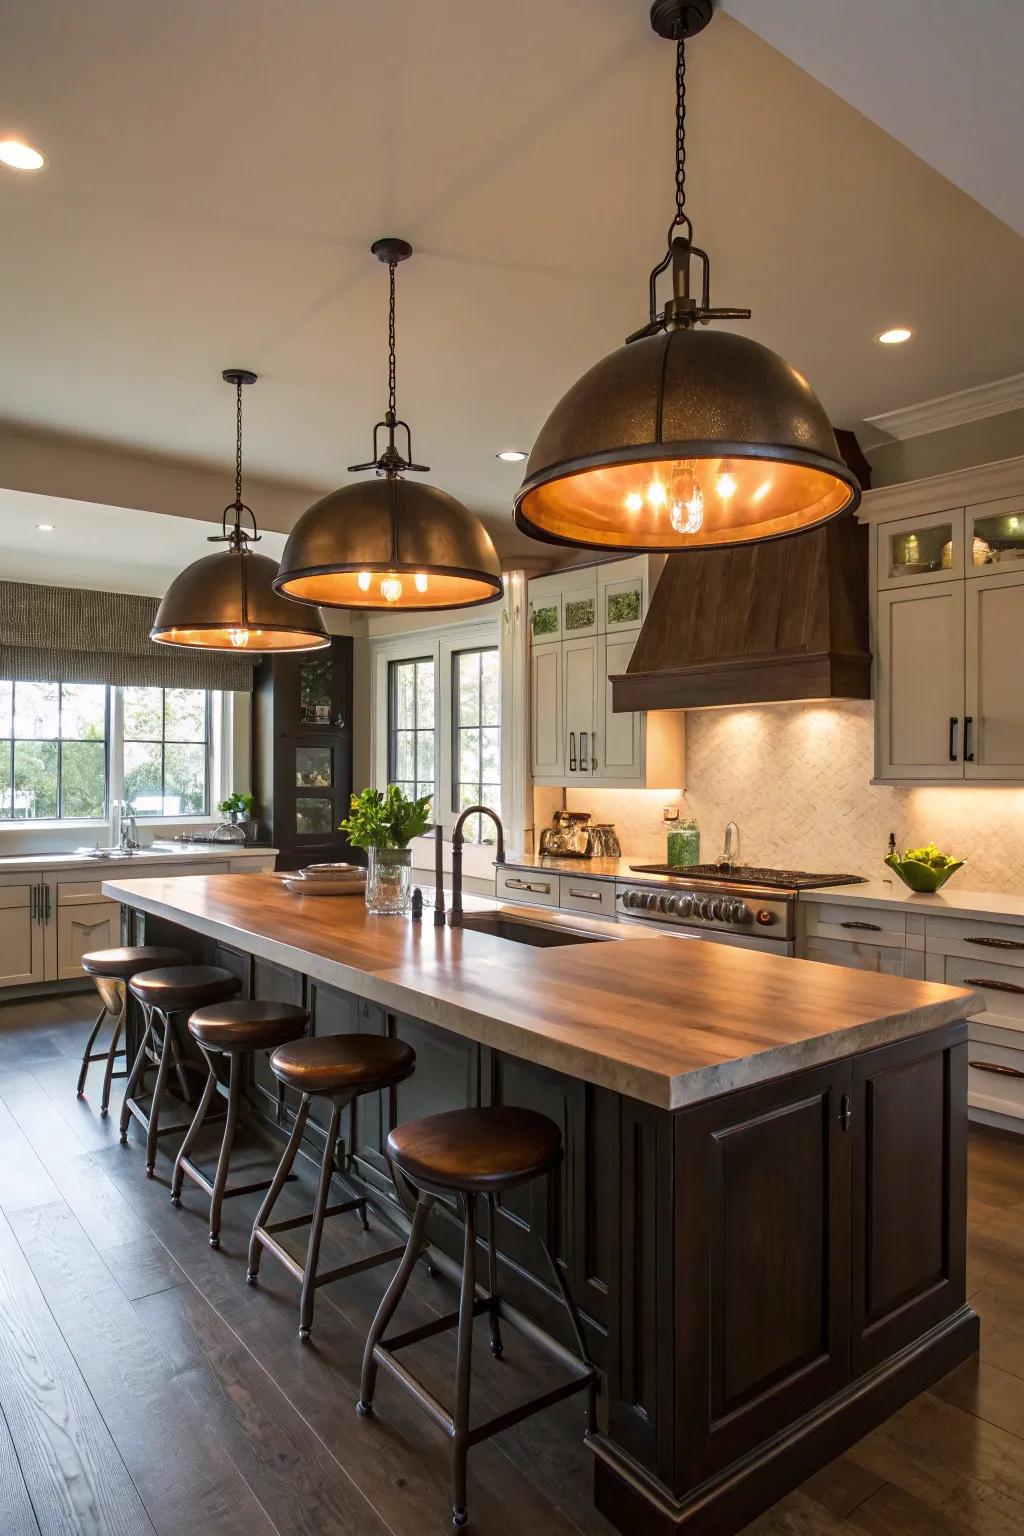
861 456 1024 785
527 556 684 789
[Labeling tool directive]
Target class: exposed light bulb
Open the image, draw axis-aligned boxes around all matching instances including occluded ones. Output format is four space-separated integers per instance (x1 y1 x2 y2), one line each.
414 573 429 593
625 492 644 513
668 463 704 535
646 480 667 508
380 575 403 604
357 570 372 592
228 628 250 648
717 469 737 500
752 480 771 504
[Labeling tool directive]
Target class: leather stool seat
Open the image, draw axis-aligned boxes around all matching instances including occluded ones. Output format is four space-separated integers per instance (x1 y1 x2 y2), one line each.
81 945 186 980
189 999 308 1052
270 1034 415 1095
387 1106 562 1194
129 965 240 1011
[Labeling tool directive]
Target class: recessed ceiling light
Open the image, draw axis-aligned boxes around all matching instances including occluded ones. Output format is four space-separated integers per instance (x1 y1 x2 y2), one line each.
877 327 912 346
0 140 46 171
496 449 527 462
35 523 55 532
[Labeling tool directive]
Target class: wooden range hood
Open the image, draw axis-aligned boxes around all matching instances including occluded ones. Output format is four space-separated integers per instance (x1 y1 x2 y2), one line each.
611 512 871 713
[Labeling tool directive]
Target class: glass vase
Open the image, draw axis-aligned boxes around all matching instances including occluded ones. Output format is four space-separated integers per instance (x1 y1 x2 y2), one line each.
366 847 413 915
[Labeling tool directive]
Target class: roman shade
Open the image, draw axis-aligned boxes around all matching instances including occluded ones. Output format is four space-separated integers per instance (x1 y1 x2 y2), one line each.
0 581 257 692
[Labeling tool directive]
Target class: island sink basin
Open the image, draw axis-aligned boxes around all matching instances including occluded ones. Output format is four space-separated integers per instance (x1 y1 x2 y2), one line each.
457 912 609 948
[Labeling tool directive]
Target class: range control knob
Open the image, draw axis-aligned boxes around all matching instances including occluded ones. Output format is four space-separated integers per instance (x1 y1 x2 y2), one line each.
624 890 640 909
755 908 777 926
644 892 659 911
728 901 750 924
695 897 711 920
658 893 673 913
677 894 694 917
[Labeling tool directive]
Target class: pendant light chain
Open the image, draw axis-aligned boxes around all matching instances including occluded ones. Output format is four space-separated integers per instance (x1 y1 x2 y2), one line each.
674 34 687 226
234 375 245 509
387 256 398 425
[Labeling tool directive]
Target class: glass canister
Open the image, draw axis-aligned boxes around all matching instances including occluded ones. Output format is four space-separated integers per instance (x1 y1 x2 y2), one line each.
366 847 413 914
667 819 700 868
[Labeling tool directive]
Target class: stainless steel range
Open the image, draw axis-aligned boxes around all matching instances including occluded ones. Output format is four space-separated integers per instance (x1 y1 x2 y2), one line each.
616 865 865 954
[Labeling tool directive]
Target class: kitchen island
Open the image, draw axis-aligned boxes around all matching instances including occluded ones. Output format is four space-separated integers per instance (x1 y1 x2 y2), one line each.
105 871 980 1536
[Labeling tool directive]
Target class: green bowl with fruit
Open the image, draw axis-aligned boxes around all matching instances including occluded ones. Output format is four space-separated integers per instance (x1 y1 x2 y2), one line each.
884 844 964 894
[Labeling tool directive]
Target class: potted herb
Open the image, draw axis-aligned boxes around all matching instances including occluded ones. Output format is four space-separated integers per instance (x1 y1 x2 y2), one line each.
340 786 432 914
217 791 255 826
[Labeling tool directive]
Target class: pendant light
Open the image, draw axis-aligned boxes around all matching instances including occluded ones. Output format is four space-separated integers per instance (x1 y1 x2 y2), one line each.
151 371 330 652
513 0 860 552
273 239 503 611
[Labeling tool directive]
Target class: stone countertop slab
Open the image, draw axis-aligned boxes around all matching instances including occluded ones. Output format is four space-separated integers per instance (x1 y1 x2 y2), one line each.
103 873 979 1111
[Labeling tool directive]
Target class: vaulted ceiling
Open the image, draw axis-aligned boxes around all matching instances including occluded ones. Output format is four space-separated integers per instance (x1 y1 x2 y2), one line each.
2 0 1023 563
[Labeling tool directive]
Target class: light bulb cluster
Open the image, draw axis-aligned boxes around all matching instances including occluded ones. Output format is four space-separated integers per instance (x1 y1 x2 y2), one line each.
620 463 753 535
355 571 430 603
227 627 264 648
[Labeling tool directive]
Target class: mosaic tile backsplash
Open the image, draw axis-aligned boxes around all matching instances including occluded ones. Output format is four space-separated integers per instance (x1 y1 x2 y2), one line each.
536 701 1024 893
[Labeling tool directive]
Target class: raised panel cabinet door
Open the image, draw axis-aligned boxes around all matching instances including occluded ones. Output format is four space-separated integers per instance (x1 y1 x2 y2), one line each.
55 900 119 980
530 642 562 778
674 1060 852 1486
965 570 1024 778
562 635 599 780
876 582 965 780
599 632 643 783
0 883 44 987
851 1025 967 1375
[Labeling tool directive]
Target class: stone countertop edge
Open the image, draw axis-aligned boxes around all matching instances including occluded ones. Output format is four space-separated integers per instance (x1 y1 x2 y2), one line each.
0 846 277 872
103 877 981 1112
501 856 1024 925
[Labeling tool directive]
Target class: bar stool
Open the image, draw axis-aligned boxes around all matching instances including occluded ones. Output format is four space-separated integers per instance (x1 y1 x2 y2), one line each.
121 965 240 1175
357 1106 597 1530
171 1000 309 1248
247 1033 416 1341
78 946 186 1116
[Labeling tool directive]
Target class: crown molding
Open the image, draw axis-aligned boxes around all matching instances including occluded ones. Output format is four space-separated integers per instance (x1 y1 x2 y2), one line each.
856 452 1024 523
865 372 1024 442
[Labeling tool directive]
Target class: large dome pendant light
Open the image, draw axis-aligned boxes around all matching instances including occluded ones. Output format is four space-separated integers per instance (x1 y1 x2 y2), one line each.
151 371 330 652
273 239 503 611
513 0 860 552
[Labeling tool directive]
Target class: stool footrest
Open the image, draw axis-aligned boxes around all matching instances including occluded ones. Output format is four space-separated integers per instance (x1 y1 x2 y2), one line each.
374 1349 455 1438
178 1156 293 1203
83 1049 127 1064
466 1373 594 1448
264 1197 363 1237
382 1298 494 1355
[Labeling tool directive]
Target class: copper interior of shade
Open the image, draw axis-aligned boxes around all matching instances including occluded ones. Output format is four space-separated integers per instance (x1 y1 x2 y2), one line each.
278 570 501 609
151 626 330 651
518 456 855 550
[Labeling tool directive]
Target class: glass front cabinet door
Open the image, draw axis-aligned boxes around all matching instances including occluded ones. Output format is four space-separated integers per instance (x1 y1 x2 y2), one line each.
966 496 1024 577
877 510 965 589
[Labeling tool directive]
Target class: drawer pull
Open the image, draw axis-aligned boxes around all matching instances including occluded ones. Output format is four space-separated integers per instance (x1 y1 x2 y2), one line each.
966 936 1024 950
840 920 882 931
964 977 1024 996
505 878 551 894
568 888 603 901
970 1060 1024 1079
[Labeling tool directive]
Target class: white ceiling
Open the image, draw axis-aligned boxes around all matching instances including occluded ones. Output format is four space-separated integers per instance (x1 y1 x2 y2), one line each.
1 0 1023 558
0 488 286 595
724 0 1024 239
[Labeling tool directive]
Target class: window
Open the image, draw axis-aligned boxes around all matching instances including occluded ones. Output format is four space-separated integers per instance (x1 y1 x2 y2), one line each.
452 647 500 844
0 680 108 820
388 657 435 805
123 687 210 816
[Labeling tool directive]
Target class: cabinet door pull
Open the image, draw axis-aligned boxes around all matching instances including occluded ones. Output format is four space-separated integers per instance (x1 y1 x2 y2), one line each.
579 723 588 772
948 716 959 762
970 1060 1024 1079
30 884 37 923
840 920 882 931
964 715 975 763
568 888 602 901
840 1093 853 1132
505 878 551 894
568 731 577 772
44 885 51 923
964 977 1024 995
965 936 1024 950
591 730 598 771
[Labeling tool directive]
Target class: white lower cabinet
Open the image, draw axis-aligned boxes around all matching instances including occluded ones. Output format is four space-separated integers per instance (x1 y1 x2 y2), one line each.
802 935 924 979
0 881 45 987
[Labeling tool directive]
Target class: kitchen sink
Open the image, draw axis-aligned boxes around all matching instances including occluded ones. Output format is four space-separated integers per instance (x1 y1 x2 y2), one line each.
458 912 609 948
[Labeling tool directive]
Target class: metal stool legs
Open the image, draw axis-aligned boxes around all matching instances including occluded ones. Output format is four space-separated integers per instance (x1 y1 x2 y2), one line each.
120 1005 201 1174
248 1091 405 1342
77 980 128 1116
171 1049 250 1247
357 1193 434 1411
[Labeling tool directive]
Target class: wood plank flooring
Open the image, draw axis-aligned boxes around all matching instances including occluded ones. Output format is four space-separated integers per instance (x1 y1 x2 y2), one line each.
0 992 1022 1536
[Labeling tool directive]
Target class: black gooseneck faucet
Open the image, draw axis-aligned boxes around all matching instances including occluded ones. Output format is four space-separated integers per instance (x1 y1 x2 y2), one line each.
447 806 504 928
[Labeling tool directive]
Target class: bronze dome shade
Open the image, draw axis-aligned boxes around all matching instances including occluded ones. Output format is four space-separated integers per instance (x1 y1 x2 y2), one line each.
513 326 860 551
151 547 330 651
273 476 503 611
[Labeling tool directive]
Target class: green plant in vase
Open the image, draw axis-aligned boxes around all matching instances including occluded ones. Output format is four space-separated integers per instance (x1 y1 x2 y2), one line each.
341 786 432 913
217 791 255 823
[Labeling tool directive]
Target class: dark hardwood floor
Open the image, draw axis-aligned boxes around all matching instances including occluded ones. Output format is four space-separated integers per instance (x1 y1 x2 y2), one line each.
0 993 1022 1536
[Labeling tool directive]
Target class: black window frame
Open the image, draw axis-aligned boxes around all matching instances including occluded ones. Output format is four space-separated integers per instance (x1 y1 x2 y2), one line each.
451 645 500 843
122 686 212 818
387 656 436 807
0 679 111 822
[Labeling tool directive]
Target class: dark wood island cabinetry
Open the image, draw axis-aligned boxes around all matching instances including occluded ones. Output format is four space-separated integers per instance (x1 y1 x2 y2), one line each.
106 873 979 1536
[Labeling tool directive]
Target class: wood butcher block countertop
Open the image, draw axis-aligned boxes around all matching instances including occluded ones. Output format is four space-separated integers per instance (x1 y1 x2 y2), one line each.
103 873 980 1110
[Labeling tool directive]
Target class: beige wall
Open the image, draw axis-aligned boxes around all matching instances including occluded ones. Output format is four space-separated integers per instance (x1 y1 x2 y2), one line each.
867 408 1024 488
540 700 1024 893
